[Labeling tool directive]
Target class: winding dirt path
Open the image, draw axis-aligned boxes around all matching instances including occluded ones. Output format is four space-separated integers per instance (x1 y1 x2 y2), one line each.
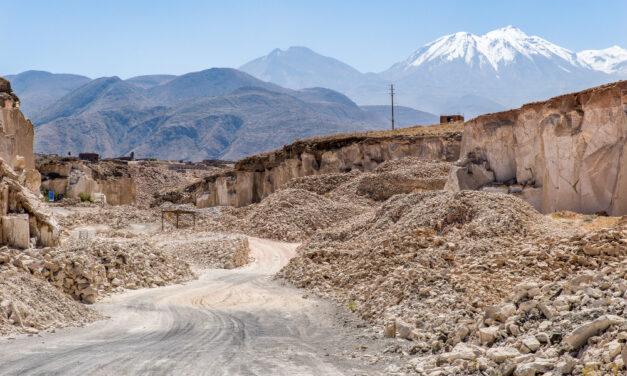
0 238 379 375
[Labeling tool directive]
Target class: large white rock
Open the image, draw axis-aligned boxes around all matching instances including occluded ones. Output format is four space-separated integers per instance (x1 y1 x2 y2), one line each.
1 214 29 249
487 346 519 363
564 315 626 350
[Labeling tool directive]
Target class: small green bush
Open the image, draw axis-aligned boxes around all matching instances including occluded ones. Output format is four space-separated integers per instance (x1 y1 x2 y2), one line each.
78 192 93 203
41 188 50 201
348 301 357 312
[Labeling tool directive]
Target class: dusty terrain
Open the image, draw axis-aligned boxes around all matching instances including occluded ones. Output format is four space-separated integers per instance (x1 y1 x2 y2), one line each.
0 153 625 376
0 237 393 375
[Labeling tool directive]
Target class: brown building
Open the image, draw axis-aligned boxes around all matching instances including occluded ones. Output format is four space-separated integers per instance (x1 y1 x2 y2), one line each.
79 153 100 163
440 115 464 123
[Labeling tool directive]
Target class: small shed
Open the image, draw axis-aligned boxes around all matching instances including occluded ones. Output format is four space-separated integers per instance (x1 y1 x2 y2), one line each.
440 115 464 123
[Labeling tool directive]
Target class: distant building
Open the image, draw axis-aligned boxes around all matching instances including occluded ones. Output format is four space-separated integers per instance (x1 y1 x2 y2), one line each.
440 115 464 123
78 153 99 163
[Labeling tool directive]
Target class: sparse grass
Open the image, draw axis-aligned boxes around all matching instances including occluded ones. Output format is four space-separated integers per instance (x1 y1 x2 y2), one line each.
549 210 625 232
238 122 464 164
303 121 464 143
348 301 357 312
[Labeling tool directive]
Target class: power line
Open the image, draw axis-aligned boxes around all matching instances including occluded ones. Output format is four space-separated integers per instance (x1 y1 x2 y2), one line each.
390 84 395 130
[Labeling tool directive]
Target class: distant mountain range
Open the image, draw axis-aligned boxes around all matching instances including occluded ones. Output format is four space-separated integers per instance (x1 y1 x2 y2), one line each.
16 69 413 161
241 26 627 117
4 71 91 115
4 25 626 160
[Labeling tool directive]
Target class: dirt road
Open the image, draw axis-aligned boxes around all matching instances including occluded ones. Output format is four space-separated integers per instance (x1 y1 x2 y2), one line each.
0 238 383 375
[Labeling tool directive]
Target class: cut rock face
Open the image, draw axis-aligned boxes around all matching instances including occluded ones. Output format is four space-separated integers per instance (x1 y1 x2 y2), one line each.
447 80 627 216
0 77 59 247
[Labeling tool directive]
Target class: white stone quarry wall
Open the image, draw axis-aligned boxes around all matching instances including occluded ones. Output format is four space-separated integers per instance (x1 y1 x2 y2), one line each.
197 134 461 208
447 80 627 216
0 78 58 247
40 160 136 206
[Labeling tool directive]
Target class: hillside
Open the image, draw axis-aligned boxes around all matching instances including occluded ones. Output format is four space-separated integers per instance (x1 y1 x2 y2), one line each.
30 70 388 160
240 46 371 92
3 71 91 117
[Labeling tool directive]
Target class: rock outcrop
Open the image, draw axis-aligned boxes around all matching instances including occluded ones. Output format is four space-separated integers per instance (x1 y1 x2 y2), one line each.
0 79 58 247
0 78 34 172
194 127 461 208
38 158 136 206
446 80 627 216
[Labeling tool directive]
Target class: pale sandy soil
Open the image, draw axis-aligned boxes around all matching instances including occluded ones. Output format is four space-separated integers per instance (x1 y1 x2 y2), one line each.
0 238 391 376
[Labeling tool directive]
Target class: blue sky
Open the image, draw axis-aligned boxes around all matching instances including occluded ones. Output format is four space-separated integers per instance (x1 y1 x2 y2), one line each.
3 0 626 78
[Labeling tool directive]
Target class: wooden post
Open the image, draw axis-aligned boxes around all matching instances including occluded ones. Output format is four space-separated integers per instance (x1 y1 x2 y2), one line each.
161 212 164 231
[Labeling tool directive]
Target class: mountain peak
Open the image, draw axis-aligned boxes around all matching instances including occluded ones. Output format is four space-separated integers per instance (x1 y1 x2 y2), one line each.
403 25 575 72
485 25 528 39
577 45 627 74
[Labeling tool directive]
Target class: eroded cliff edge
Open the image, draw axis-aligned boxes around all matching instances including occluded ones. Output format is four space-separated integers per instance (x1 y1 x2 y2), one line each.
0 78 58 247
446 80 627 216
194 125 462 207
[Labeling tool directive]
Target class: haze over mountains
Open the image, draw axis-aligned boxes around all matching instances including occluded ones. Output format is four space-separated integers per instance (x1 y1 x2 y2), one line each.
242 26 627 117
26 69 391 160
4 25 626 160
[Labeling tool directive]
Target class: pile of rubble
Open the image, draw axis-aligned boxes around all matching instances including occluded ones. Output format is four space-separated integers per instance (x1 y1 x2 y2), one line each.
154 231 250 269
278 191 627 374
284 171 362 196
285 158 451 205
213 188 366 242
200 158 452 242
0 239 194 304
0 269 101 336
58 206 160 230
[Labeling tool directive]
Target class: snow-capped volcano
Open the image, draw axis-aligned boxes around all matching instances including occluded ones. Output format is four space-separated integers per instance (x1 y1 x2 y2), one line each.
395 26 579 73
577 46 627 74
241 26 626 118
380 26 618 113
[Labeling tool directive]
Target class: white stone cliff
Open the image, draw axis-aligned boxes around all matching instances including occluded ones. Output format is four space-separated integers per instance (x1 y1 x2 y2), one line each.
196 132 462 208
0 78 58 247
446 80 627 216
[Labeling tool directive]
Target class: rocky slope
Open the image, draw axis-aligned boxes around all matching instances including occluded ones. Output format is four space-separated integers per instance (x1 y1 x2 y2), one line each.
0 236 195 336
195 157 451 242
192 123 461 208
278 190 627 375
446 80 627 216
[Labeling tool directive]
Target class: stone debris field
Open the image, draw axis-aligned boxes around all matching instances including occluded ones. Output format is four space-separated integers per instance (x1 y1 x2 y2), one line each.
0 77 626 375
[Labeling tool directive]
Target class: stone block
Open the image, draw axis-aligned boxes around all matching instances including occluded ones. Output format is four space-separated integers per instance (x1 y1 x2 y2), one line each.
2 214 30 248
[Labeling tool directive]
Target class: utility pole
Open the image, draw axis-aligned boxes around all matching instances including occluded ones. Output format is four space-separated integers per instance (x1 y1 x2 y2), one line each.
390 84 395 130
